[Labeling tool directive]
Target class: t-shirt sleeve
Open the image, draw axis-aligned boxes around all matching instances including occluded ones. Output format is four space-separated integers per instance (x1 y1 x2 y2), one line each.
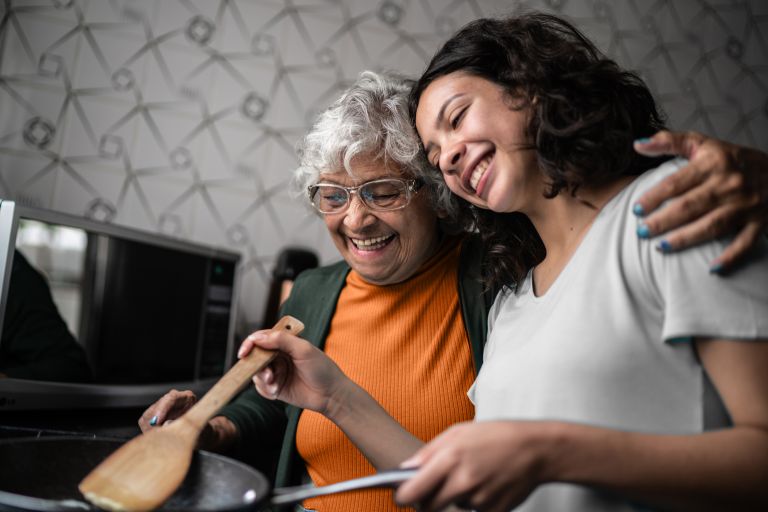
634 163 768 343
656 236 768 342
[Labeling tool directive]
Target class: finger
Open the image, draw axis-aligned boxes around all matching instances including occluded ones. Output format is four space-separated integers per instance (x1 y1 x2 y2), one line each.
256 330 310 355
254 365 275 385
637 176 734 238
399 432 449 470
252 374 279 399
139 395 176 428
708 221 763 273
633 130 705 158
396 452 452 507
420 462 491 512
237 338 255 359
138 410 158 430
649 202 745 253
160 391 196 419
239 327 280 357
633 160 708 219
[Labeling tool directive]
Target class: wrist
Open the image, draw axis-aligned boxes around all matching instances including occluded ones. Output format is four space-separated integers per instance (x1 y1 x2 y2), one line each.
523 421 570 485
325 378 366 425
536 421 627 487
201 416 238 453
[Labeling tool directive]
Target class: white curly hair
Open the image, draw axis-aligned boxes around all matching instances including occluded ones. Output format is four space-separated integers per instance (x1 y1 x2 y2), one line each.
293 70 460 227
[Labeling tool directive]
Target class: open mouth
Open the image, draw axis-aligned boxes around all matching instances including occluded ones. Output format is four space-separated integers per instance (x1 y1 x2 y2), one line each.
350 234 395 251
469 152 494 192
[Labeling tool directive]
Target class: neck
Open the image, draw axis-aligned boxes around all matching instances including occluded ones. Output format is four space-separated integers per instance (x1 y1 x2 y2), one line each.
524 176 634 296
526 177 634 255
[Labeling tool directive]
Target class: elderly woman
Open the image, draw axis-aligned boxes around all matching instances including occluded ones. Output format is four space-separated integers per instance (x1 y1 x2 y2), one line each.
142 68 768 511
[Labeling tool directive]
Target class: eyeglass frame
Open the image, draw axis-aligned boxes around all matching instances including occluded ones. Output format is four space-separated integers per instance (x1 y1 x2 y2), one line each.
307 177 424 214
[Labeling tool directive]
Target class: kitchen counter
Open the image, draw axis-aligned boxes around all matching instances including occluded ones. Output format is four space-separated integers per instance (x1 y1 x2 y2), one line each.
0 407 142 440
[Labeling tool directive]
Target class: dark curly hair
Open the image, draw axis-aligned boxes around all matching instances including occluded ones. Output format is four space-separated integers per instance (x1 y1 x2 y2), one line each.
409 12 667 290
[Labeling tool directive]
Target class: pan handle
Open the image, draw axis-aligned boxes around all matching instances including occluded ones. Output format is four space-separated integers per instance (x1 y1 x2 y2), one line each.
0 489 93 511
270 468 418 506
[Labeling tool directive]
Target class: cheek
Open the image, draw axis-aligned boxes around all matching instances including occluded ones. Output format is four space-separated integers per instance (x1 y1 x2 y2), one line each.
323 215 342 236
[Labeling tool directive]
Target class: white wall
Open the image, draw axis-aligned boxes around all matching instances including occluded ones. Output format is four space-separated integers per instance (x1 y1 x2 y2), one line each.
1 0 766 328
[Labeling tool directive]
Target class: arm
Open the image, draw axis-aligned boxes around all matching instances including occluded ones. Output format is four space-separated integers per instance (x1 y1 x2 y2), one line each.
244 330 424 469
395 339 768 512
633 131 768 271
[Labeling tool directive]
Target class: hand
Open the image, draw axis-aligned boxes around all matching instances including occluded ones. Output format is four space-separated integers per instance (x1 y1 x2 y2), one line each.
138 389 236 451
239 329 352 417
633 130 768 271
138 389 198 432
395 421 547 512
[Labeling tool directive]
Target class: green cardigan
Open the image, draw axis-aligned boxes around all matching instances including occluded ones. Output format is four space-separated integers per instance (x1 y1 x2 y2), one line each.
219 235 491 489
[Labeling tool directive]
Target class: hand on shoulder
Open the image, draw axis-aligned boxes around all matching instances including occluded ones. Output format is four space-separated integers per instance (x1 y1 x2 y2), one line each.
633 130 767 272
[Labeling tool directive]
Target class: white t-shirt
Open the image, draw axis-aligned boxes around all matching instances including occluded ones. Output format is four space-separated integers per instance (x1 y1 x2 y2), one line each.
469 159 768 511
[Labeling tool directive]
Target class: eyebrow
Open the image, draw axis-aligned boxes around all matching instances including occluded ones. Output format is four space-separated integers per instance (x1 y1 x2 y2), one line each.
423 92 465 157
317 174 393 185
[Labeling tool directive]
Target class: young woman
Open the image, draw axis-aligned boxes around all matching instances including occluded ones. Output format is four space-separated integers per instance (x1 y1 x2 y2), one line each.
394 12 768 512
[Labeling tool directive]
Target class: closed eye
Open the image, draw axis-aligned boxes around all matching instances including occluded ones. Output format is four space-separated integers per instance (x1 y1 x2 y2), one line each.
450 107 467 129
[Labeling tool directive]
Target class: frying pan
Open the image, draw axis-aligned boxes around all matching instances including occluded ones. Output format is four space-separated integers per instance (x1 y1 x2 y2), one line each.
0 437 415 511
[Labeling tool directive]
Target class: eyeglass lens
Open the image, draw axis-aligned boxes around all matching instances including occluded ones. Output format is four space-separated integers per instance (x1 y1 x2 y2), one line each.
311 180 410 213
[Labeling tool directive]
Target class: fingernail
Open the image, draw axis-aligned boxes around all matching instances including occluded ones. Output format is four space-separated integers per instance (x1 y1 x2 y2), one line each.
636 223 651 238
149 415 158 426
634 137 652 144
632 203 645 217
656 239 672 253
709 263 724 274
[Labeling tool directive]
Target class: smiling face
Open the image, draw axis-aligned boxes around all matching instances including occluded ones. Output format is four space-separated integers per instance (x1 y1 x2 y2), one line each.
319 159 442 286
415 72 542 214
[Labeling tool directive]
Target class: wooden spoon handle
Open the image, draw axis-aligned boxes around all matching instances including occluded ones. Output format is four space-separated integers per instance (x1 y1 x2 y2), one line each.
183 315 304 430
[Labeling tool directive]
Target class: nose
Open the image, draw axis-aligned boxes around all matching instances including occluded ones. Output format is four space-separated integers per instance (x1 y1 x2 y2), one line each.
439 140 466 176
342 193 376 229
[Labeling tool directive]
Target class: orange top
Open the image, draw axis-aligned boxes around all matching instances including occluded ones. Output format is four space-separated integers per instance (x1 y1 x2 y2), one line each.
296 237 476 511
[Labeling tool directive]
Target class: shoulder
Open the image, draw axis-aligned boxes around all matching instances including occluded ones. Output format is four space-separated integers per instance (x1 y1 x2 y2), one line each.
280 260 350 348
283 259 350 307
621 158 687 206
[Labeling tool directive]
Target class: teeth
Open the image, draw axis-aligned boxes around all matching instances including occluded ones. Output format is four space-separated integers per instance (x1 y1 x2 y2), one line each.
351 234 393 250
470 156 492 191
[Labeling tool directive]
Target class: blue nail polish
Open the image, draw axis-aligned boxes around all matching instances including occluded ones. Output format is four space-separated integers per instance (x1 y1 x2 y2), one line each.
709 263 724 274
634 137 651 144
636 223 651 239
657 239 672 253
632 203 645 217
149 415 158 426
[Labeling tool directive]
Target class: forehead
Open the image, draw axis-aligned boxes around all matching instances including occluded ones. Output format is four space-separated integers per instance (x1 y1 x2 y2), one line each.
417 73 494 121
318 158 408 185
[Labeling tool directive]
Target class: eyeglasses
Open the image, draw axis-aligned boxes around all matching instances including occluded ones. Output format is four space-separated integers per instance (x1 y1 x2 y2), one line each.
307 178 423 214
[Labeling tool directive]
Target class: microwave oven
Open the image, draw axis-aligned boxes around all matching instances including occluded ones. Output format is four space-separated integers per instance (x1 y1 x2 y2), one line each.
0 199 240 411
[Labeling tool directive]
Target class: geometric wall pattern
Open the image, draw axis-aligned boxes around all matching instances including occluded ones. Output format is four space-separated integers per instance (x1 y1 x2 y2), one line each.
1 0 766 330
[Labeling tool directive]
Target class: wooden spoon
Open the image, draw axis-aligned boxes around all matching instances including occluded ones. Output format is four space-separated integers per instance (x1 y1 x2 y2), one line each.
78 315 304 511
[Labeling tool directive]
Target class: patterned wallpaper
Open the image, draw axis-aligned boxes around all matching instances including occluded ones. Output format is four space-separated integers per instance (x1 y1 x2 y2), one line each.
1 0 766 329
